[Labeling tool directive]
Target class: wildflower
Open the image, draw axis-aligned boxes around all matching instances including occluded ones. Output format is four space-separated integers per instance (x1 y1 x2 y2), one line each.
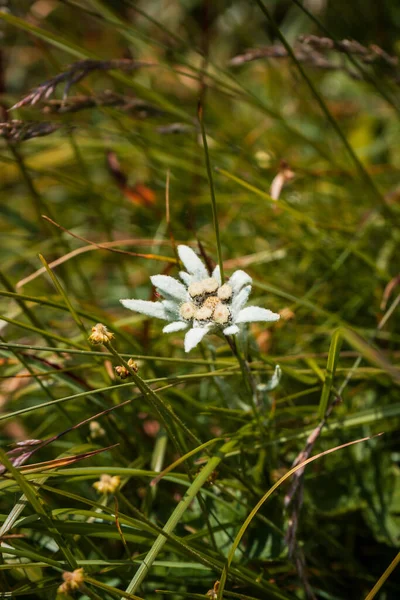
279 307 295 321
89 421 105 439
93 474 120 494
58 568 84 595
120 245 280 352
88 323 114 345
127 358 138 371
115 365 129 379
206 580 220 599
115 359 138 379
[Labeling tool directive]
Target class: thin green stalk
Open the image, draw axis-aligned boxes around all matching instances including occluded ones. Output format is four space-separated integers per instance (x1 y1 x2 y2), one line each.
217 434 379 598
39 253 88 340
122 437 237 596
0 448 78 570
105 341 202 447
0 313 86 349
197 102 224 281
0 334 73 425
0 270 54 347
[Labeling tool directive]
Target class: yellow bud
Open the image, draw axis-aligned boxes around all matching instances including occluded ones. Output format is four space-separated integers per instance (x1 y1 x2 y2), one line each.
93 474 120 495
88 323 114 345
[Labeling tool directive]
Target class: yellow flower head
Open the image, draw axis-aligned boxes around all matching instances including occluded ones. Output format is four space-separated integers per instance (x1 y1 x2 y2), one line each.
88 323 115 345
93 474 120 495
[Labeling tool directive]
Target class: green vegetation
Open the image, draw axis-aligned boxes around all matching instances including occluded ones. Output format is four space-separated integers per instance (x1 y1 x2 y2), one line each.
0 2 399 599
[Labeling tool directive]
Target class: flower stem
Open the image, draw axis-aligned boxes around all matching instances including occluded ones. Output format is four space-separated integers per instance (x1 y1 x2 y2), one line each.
197 101 224 281
224 334 263 431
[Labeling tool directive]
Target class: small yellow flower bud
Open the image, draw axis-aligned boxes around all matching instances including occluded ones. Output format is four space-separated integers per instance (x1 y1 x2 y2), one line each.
88 323 114 345
217 284 232 301
202 277 218 293
188 281 204 298
213 303 230 324
115 359 138 379
180 302 196 320
127 358 139 372
115 365 129 379
93 474 120 495
279 307 295 321
206 580 220 599
58 568 84 595
89 421 105 439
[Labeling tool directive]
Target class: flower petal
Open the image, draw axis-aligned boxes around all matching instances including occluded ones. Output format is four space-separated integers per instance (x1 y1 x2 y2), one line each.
162 299 180 318
178 245 208 279
228 270 252 294
184 326 211 352
212 265 222 285
230 285 252 317
163 321 188 333
120 299 169 321
151 275 187 301
235 306 280 323
179 271 192 286
257 365 282 392
223 324 240 336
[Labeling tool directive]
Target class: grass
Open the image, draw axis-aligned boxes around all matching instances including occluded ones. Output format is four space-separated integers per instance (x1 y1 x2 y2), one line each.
0 1 399 599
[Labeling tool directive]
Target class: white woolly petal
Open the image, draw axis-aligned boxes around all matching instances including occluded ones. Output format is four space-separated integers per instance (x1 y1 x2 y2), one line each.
223 324 240 336
235 306 280 323
228 270 252 294
179 271 192 286
257 365 282 392
150 275 187 301
184 326 211 352
120 299 169 321
162 299 180 318
163 321 188 333
178 245 208 278
231 285 252 317
212 265 222 285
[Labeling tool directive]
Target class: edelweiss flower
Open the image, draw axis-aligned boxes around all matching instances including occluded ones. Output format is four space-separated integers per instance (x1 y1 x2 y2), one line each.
120 245 280 352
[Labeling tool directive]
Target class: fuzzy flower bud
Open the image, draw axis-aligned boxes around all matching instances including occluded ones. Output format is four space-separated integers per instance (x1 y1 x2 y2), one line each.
93 474 120 495
58 568 84 595
89 421 105 439
188 281 204 298
180 302 196 320
195 306 213 321
115 358 138 379
88 323 114 345
127 358 138 372
202 277 218 293
213 303 230 324
217 284 232 301
115 365 129 379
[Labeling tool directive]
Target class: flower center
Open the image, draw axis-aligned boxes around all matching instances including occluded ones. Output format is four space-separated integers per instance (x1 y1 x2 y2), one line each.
184 278 233 325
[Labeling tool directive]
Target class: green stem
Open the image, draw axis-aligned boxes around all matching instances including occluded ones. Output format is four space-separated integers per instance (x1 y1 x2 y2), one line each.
122 438 237 596
197 102 224 281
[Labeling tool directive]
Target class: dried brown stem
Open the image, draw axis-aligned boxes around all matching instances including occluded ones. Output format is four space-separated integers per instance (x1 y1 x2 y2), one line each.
230 35 399 85
11 59 155 110
0 119 61 142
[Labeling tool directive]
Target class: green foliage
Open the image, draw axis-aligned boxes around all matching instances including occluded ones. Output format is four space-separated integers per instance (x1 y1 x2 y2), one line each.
0 1 399 599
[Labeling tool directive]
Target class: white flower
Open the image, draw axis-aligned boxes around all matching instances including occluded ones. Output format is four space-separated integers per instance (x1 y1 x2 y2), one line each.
120 245 280 352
